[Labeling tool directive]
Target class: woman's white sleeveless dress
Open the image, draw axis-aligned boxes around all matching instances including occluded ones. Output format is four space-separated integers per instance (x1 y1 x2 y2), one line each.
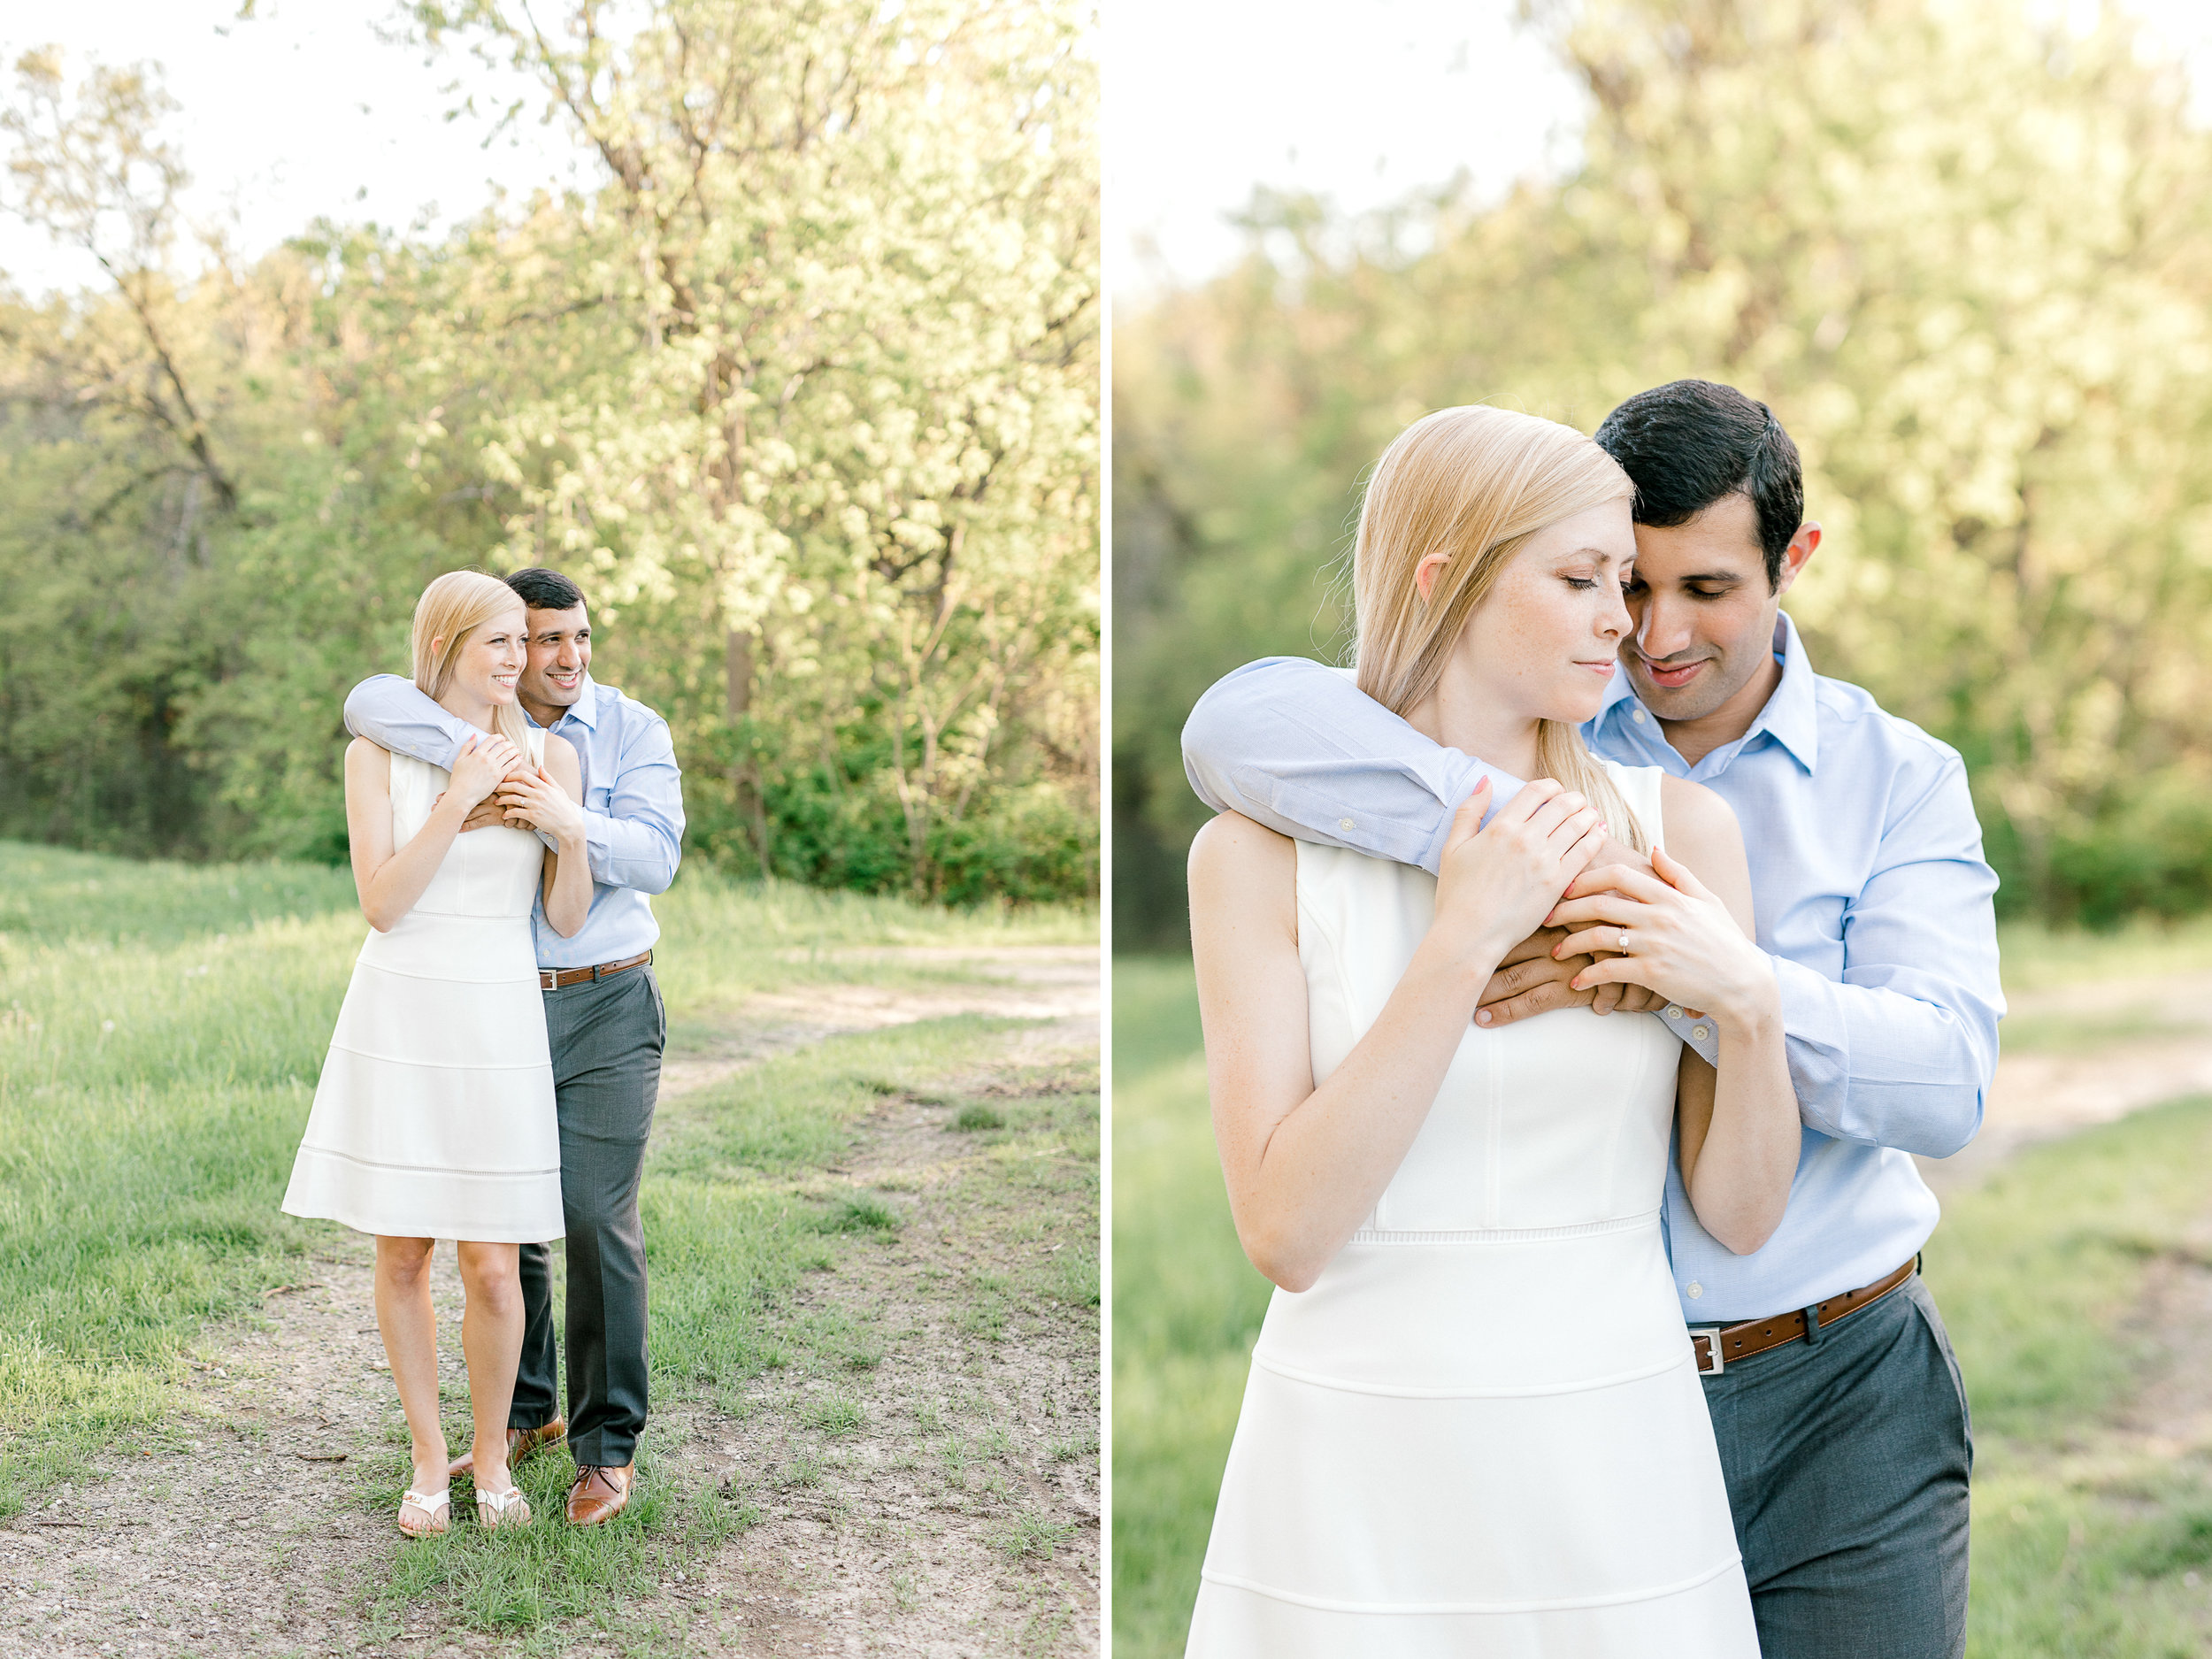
281 733 565 1243
1187 762 1758 1656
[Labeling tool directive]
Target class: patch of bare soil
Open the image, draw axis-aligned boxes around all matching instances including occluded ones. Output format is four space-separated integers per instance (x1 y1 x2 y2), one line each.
658 948 1099 1102
0 1239 464 1657
1919 979 2212 1197
2115 1234 2212 1458
664 1017 1100 1657
0 948 1100 1659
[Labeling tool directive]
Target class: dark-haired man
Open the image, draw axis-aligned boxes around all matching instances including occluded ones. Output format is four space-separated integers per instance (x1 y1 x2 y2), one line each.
344 565 684 1527
1181 381 2000 1658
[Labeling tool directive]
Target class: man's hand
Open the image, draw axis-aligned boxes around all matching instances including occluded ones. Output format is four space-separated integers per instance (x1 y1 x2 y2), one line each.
496 764 588 846
1476 926 1594 1028
434 791 513 833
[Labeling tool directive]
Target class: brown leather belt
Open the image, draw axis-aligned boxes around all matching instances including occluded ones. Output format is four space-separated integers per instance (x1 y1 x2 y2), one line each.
1690 1256 1918 1375
540 950 652 991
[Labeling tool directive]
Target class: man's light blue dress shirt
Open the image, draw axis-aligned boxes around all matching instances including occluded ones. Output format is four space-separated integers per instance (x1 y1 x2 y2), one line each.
1180 612 2005 1322
344 673 685 970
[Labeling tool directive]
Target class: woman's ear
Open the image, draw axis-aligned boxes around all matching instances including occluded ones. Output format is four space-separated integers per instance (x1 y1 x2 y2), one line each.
1414 552 1453 605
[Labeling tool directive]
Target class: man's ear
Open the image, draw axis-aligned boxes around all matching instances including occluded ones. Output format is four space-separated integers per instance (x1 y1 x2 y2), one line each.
1772 522 1820 597
1415 551 1453 605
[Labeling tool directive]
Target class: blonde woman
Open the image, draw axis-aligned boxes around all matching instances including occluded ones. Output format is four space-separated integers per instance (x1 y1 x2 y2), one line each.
1182 407 1798 1653
283 570 592 1535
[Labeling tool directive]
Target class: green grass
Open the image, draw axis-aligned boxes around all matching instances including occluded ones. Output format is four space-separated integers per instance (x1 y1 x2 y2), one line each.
0 838 1093 1640
373 1022 1097 1646
1111 951 2212 1658
1995 915 2212 994
1110 958 1271 1659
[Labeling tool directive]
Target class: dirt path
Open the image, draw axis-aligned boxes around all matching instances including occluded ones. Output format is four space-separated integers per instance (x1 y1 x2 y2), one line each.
0 948 1100 1659
1917 972 2212 1195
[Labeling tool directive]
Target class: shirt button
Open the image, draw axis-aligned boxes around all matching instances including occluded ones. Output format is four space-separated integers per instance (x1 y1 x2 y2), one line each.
1664 1005 1682 1019
1693 1025 1711 1042
1338 817 1356 831
1632 708 1647 723
1687 1282 1704 1299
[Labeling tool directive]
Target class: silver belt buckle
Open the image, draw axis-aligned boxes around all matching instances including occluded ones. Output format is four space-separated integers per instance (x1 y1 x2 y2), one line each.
1689 1327 1724 1375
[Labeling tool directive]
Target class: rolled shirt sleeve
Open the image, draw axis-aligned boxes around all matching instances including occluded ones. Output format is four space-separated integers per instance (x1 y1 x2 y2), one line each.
1180 657 1525 874
1771 754 2002 1157
342 673 473 769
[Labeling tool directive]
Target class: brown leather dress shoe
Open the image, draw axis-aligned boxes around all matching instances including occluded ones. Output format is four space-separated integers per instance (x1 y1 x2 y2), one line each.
447 1416 566 1479
565 1463 634 1527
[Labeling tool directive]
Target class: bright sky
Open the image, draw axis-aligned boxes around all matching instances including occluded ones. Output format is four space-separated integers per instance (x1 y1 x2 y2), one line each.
5 1 2210 303
0 0 588 296
1109 0 2212 298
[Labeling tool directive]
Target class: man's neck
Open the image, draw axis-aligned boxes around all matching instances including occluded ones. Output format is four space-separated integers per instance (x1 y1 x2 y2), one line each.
1655 651 1784 768
519 695 565 729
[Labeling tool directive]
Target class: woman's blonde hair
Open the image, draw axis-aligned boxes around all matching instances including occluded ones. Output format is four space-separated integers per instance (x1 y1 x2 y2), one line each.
1352 404 1651 853
411 570 534 755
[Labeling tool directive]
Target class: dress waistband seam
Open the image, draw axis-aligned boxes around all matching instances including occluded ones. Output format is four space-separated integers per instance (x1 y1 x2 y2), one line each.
324 1041 550 1072
1347 1209 1660 1245
1248 1347 1691 1400
1197 1554 1744 1615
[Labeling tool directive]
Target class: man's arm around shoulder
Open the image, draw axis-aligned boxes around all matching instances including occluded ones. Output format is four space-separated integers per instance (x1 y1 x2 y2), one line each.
1181 656 1525 875
344 673 474 771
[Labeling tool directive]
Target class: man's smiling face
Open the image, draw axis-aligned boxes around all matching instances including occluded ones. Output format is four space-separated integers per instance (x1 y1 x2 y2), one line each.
1619 492 1799 726
519 602 590 717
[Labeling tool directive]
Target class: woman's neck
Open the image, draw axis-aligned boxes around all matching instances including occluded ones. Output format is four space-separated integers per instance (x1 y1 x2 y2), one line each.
1404 674 1543 780
435 687 500 736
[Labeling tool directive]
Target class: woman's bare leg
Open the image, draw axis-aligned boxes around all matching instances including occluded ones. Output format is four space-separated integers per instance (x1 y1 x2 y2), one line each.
374 1235 447 1494
456 1240 524 1494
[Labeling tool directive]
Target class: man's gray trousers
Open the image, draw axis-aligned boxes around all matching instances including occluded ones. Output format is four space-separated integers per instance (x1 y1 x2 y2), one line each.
510 964 664 1468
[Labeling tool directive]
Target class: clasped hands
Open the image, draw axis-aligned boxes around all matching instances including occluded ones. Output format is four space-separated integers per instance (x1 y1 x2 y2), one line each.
434 734 586 843
1464 805 1731 1033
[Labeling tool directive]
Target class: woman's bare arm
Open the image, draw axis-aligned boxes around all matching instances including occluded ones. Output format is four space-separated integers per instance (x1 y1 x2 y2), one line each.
1636 778 1796 1253
533 735 594 938
1194 778 1609 1293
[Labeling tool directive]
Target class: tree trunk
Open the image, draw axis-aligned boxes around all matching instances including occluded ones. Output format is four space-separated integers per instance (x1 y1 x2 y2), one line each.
726 627 772 876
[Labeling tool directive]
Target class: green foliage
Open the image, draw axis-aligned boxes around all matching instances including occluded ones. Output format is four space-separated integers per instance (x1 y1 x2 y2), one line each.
1114 0 2212 941
0 1 1097 903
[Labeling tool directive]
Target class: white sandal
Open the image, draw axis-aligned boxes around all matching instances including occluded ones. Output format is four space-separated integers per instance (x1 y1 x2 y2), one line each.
398 1486 450 1537
475 1485 532 1529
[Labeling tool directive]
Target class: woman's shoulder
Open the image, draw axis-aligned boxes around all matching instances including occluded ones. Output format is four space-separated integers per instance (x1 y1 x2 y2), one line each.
1655 774 1743 862
1187 810 1295 894
344 736 391 779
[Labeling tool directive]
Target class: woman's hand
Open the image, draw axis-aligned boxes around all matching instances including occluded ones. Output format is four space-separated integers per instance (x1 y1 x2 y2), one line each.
446 733 522 811
1431 777 1610 970
1546 845 1776 1027
497 764 588 847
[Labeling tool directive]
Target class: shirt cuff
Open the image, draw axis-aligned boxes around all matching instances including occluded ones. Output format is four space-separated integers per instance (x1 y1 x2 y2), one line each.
1660 1003 1721 1066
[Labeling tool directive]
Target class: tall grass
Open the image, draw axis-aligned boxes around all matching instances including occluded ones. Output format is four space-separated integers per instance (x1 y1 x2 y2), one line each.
0 839 1089 1510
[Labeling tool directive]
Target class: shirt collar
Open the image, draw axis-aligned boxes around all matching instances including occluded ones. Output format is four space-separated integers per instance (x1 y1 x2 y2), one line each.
1594 611 1819 773
1752 611 1819 772
531 672 601 732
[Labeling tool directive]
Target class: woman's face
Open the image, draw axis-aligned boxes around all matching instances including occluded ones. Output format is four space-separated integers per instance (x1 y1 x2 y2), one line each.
1448 498 1637 726
445 606 529 707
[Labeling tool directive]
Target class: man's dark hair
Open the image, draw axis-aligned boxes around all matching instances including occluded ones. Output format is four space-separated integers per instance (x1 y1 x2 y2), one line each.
1594 380 1803 588
505 566 586 612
